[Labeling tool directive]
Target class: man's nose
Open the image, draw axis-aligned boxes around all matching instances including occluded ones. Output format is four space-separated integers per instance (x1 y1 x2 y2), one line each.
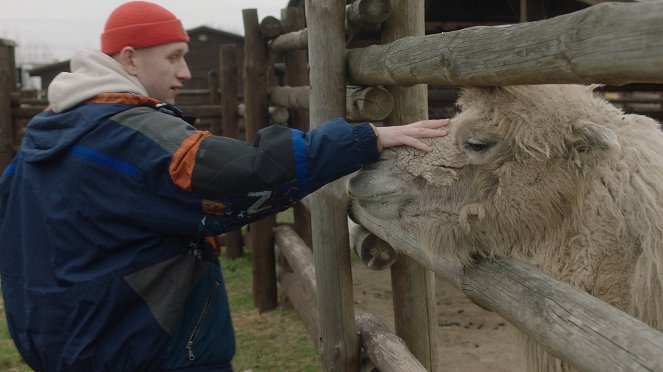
179 62 192 81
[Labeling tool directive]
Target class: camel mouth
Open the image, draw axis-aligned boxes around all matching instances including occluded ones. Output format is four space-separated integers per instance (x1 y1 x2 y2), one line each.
346 169 408 202
349 197 403 221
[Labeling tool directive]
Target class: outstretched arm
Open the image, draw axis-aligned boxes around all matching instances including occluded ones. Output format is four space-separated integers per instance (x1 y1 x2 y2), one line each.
373 118 450 152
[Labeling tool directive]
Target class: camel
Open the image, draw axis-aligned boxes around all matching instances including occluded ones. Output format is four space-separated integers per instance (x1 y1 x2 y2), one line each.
347 84 663 371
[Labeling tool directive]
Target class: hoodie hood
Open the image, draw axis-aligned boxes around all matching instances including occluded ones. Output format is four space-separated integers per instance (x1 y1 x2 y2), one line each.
48 49 148 113
18 50 152 163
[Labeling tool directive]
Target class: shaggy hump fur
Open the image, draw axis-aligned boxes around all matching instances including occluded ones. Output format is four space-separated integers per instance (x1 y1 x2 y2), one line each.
347 84 663 372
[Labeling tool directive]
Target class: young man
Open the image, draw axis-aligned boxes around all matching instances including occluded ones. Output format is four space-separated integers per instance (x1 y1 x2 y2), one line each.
0 1 449 370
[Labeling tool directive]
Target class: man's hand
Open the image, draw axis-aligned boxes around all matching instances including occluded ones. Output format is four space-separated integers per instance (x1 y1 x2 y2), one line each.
375 118 450 152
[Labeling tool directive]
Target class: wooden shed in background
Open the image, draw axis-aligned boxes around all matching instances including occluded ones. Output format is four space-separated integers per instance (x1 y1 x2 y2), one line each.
184 26 244 91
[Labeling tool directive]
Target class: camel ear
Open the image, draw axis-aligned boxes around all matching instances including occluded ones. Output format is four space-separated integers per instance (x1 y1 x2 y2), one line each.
567 119 620 166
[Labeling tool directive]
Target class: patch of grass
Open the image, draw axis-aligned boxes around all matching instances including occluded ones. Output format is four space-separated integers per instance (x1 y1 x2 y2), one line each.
221 254 255 312
220 249 320 372
231 307 319 372
0 296 29 371
276 208 295 224
226 208 320 370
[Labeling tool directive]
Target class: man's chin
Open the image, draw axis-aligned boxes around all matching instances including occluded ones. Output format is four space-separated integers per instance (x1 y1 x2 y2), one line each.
161 96 176 105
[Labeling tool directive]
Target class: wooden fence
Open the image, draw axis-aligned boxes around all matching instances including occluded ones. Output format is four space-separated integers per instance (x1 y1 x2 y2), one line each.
241 1 663 371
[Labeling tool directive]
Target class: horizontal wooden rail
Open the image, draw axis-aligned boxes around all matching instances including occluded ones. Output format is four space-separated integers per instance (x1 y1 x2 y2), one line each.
270 0 390 52
274 225 319 346
270 85 394 121
356 312 427 372
274 224 423 370
177 105 222 118
236 103 289 124
269 86 309 110
348 219 397 270
349 206 663 372
12 106 44 119
270 28 308 52
347 2 663 86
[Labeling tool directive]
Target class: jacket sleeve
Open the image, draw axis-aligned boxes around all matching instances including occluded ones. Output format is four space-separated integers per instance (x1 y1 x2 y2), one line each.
171 118 380 233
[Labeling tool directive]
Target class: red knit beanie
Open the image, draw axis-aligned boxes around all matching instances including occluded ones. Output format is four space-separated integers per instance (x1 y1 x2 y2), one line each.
101 1 190 55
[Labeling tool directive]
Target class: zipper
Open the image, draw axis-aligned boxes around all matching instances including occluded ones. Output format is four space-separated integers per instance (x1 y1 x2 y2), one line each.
185 280 221 361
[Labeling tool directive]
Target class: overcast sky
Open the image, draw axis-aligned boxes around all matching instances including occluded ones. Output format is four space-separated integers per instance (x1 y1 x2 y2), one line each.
0 0 285 65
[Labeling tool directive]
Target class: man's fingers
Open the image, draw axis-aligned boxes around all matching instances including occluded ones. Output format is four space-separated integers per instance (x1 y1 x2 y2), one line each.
376 119 450 151
410 127 449 138
413 118 451 129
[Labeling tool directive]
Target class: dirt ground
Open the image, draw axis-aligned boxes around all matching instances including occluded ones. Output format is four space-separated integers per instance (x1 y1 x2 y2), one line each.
352 259 522 372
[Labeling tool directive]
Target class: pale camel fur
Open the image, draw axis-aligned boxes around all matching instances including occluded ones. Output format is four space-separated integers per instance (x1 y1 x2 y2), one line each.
347 84 663 372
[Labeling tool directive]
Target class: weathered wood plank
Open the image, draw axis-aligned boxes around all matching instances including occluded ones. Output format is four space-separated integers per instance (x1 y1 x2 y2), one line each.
243 8 277 313
348 2 663 86
348 219 397 270
269 86 309 110
12 106 44 119
219 43 244 259
260 15 282 39
346 86 394 122
381 1 439 370
236 103 288 124
281 6 313 249
278 269 319 345
356 312 427 372
346 0 391 35
274 225 316 290
177 105 221 118
270 0 391 52
274 225 319 346
350 206 663 372
220 45 241 143
305 0 360 370
270 28 308 53
270 85 393 122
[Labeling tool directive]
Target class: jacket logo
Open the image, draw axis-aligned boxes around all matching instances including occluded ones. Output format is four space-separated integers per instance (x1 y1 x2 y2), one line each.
202 200 226 215
247 191 272 214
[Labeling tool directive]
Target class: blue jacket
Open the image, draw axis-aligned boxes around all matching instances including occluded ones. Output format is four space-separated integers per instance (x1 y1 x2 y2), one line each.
0 92 379 371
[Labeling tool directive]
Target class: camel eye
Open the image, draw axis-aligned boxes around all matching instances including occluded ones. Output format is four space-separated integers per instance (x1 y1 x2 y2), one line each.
463 138 493 153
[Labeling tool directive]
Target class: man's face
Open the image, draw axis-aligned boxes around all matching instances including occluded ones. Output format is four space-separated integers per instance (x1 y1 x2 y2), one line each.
132 42 191 104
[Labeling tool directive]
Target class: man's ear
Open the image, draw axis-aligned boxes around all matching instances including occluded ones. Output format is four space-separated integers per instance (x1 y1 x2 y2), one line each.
115 46 139 76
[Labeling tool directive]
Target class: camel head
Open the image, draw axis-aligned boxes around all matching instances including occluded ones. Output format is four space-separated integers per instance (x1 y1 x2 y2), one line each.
348 85 624 263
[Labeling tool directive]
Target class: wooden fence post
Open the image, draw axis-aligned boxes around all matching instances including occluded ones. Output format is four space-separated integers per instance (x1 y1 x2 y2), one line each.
0 38 17 171
305 1 360 370
243 9 278 313
281 6 313 248
219 44 244 259
208 71 221 106
381 1 440 370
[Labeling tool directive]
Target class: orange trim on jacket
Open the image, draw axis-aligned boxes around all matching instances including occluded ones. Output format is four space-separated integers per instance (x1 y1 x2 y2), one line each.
170 130 211 191
87 93 161 107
